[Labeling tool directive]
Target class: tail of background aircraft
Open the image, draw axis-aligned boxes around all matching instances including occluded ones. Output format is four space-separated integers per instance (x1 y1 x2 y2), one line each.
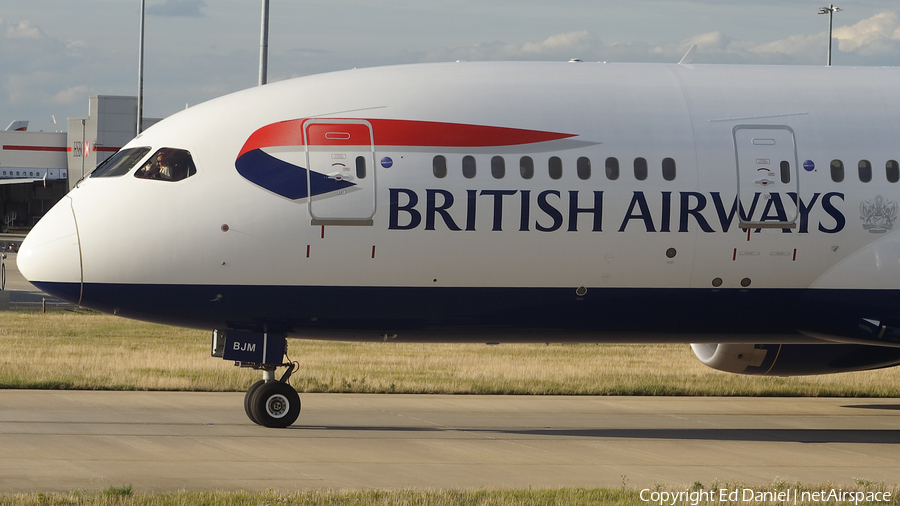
5 120 28 132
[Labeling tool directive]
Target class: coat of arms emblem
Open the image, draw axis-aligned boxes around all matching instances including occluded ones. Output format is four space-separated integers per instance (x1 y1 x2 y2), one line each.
860 195 898 233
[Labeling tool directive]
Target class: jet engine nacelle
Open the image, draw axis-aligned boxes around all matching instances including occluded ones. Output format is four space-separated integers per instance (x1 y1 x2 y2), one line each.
690 343 900 376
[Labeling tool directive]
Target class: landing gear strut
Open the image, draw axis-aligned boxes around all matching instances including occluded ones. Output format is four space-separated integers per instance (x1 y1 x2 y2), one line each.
211 329 301 428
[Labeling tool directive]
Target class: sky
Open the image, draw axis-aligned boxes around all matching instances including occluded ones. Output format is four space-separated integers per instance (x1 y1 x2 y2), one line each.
3 0 900 133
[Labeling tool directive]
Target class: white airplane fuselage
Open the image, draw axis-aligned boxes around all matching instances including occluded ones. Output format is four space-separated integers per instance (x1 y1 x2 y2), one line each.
17 61 900 369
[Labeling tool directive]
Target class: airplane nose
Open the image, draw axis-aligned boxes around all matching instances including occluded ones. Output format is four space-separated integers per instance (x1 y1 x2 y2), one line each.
17 196 83 304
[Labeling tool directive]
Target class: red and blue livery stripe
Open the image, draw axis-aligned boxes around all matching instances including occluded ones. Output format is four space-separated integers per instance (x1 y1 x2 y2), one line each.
235 118 575 200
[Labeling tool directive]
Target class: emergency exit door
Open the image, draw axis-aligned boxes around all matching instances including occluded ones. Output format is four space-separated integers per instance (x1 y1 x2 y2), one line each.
305 119 376 222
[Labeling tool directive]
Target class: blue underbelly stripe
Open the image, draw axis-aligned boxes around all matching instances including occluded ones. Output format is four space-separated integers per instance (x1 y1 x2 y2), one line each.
29 281 900 344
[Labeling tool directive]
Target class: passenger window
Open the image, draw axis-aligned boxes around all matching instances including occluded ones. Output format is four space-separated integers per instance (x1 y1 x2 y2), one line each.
433 156 447 178
858 160 872 183
134 148 196 181
462 155 476 179
887 160 900 183
830 160 844 182
634 157 648 181
605 157 619 180
576 157 591 180
491 156 505 179
780 161 791 184
520 156 534 179
662 157 676 181
355 156 366 179
91 147 151 178
549 157 562 180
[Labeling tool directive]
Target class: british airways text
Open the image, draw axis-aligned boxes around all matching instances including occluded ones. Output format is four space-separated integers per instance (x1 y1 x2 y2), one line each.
388 189 845 234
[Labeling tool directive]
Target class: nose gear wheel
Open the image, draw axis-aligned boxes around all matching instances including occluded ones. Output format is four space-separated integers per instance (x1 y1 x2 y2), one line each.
246 380 300 428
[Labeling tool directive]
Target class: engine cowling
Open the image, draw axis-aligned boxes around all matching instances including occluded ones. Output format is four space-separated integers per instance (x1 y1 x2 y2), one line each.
691 343 900 376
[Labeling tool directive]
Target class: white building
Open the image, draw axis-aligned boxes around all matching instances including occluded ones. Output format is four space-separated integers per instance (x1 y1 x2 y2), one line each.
1 96 159 230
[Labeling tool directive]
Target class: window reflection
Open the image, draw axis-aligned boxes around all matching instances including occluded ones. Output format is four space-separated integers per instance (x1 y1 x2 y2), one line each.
91 147 151 178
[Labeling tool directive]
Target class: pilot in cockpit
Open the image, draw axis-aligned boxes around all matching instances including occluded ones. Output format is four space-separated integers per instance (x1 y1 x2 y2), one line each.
135 148 194 181
135 155 160 179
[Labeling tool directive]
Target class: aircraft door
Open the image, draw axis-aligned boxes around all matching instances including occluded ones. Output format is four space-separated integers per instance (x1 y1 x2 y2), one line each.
733 125 799 229
305 119 376 222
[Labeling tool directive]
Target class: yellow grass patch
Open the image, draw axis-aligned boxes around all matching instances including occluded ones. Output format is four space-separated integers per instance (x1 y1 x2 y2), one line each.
1 481 898 506
2 310 900 395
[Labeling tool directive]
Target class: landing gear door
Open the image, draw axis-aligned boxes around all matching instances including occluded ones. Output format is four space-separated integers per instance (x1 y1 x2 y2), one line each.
305 119 376 222
733 125 799 229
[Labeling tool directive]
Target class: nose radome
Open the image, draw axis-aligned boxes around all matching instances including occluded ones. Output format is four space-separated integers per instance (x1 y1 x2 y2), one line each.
17 196 82 302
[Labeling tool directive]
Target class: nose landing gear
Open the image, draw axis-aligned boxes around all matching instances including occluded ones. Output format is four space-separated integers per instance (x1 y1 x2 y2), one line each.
211 329 301 428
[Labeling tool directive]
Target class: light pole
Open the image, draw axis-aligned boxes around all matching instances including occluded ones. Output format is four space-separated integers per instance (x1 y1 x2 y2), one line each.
259 0 269 86
137 0 145 135
818 4 842 66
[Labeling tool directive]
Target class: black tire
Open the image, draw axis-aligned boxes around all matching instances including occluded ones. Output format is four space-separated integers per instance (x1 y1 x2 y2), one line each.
251 381 300 428
243 379 266 425
1 262 5 291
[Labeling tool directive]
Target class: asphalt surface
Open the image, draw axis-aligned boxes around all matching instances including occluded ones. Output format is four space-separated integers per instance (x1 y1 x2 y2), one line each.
0 392 898 493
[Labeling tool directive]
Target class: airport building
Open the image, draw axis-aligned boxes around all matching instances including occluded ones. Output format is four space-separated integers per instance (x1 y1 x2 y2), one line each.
0 96 158 231
0 127 66 232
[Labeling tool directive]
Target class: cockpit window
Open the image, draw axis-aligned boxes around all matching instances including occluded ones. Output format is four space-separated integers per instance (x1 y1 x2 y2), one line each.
134 148 197 182
90 147 151 178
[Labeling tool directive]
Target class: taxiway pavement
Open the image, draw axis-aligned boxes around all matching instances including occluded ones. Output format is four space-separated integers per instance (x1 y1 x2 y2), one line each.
0 391 897 492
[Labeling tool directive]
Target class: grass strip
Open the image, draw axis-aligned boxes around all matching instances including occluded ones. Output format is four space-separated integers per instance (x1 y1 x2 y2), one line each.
2 310 900 396
2 481 898 506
